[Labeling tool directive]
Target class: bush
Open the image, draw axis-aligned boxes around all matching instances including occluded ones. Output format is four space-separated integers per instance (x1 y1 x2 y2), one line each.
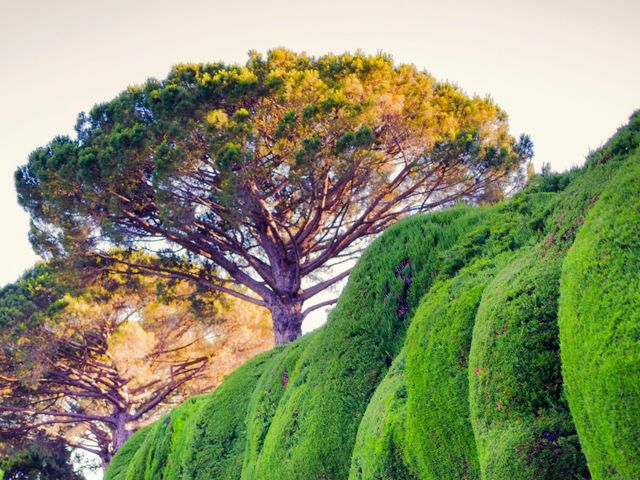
559 155 640 479
586 110 640 165
349 351 417 480
242 335 315 479
469 248 588 479
106 351 278 480
104 424 152 480
403 262 495 480
249 208 484 479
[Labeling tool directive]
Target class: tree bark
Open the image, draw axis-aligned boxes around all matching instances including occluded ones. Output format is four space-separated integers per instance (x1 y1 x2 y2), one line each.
100 412 131 472
271 300 304 345
112 419 131 452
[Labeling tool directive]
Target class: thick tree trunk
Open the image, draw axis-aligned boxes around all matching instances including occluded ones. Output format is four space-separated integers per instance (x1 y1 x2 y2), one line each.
112 418 131 452
101 413 131 472
271 300 304 345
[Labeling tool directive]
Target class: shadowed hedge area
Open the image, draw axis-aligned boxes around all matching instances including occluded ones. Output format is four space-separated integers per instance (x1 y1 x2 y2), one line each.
107 111 639 480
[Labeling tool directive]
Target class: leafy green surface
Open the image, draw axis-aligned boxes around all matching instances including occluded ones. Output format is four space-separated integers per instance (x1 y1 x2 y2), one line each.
469 248 588 479
404 263 496 480
106 352 278 480
248 208 483 479
559 156 640 479
104 424 151 480
349 351 417 480
241 336 314 479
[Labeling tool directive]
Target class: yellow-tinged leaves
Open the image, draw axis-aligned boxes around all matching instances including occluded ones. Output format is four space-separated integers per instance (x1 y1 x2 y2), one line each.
205 109 229 128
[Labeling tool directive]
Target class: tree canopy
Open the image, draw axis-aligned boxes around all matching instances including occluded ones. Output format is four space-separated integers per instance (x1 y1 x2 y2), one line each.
0 260 271 470
16 49 532 343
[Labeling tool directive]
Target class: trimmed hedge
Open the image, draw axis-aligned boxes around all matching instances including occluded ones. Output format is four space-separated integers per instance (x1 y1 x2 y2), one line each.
404 262 495 480
469 248 588 479
559 156 640 479
106 351 278 480
349 351 416 480
242 334 315 479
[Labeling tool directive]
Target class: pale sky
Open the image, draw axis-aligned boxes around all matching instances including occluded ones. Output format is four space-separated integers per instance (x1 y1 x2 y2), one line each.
1 0 638 293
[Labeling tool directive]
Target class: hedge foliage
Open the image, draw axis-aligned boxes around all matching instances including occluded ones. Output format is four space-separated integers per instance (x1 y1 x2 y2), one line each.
559 155 640 479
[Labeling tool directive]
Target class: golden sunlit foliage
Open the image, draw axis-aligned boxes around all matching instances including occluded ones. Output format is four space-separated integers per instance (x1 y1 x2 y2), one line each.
0 260 272 469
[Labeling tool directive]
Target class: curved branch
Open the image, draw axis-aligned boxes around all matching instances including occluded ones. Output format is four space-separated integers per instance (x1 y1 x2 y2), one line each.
301 298 339 319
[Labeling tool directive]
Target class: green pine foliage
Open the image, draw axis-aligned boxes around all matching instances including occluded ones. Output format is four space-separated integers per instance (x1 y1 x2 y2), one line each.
106 111 640 480
559 155 640 479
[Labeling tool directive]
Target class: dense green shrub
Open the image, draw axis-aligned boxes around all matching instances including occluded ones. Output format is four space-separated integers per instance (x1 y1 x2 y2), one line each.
559 156 640 479
469 248 588 479
179 351 280 480
348 351 416 480
586 110 640 166
104 424 152 480
139 395 207 480
349 184 568 479
106 352 278 480
242 335 315 479
403 262 495 480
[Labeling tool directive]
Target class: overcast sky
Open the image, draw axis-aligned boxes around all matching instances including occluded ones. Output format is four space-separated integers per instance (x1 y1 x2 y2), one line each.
1 0 639 292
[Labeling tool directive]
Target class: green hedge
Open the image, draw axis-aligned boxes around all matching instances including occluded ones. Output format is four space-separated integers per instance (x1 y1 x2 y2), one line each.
242 334 315 479
349 351 416 480
106 351 278 480
104 423 152 480
559 156 640 479
469 248 588 479
403 262 495 480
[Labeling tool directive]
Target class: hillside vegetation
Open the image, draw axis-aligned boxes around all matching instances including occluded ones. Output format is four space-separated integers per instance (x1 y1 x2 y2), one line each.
107 111 640 480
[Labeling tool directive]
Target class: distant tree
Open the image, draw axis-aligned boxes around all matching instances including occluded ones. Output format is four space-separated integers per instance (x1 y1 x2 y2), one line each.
16 49 532 344
0 261 271 471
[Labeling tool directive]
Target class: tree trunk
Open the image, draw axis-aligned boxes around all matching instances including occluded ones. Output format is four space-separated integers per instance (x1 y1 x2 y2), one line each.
112 420 131 452
101 413 131 472
271 300 304 345
100 454 111 474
